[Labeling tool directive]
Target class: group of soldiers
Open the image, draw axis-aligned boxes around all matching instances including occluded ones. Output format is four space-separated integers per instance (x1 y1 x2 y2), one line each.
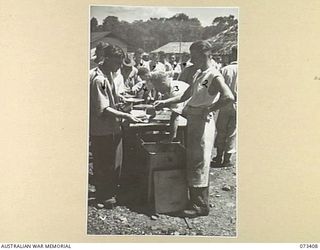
89 40 237 218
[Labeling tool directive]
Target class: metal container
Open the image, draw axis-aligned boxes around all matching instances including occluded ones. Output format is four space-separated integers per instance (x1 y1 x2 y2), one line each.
133 104 154 110
140 142 186 204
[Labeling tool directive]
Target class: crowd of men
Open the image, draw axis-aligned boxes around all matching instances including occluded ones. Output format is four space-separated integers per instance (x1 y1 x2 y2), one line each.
89 40 238 218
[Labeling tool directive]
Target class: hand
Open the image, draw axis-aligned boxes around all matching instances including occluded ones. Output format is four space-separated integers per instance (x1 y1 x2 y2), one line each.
126 114 144 123
202 107 211 121
123 86 131 93
121 96 129 103
154 100 166 110
118 94 125 102
146 96 155 104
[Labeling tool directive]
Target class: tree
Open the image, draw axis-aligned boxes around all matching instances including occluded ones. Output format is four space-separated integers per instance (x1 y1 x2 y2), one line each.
200 15 239 39
95 13 237 52
103 16 120 31
90 17 98 32
169 13 189 22
212 15 237 30
201 26 219 39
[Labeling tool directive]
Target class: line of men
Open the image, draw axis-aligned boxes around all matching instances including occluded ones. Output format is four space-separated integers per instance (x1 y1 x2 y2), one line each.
89 41 237 218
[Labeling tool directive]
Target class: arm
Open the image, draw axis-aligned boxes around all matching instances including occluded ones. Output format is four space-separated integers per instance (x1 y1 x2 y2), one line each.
131 80 145 92
168 112 179 142
154 85 192 109
103 107 129 119
91 78 143 123
207 75 234 113
103 105 144 123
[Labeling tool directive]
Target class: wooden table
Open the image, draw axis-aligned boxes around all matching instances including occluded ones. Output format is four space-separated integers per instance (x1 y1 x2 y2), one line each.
120 109 188 209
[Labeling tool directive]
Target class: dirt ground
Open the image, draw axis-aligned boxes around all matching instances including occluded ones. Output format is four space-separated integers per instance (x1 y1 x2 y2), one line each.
87 157 237 236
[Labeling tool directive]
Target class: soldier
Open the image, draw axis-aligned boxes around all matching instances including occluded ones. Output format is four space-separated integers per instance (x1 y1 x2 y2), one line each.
90 45 142 208
154 41 234 217
212 46 238 167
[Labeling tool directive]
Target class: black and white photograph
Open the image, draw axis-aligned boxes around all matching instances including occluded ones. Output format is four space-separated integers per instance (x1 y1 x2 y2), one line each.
87 5 238 236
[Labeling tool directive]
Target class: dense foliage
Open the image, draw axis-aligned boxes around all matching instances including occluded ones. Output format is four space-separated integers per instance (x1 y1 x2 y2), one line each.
90 13 238 52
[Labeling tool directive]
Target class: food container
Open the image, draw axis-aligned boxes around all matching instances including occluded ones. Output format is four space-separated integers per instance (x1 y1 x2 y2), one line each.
118 102 133 112
130 109 147 117
132 104 156 119
133 104 154 110
146 106 156 118
130 110 150 123
124 97 144 103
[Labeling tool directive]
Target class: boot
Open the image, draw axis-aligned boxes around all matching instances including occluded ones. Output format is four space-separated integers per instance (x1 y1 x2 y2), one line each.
222 153 233 167
180 187 210 218
211 149 223 168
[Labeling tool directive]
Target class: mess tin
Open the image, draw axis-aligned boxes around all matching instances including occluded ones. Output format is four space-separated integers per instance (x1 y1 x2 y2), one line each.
133 104 156 118
133 104 153 110
124 97 144 103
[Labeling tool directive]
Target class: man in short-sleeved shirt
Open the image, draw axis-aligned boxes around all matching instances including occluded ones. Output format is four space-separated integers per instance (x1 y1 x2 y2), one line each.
141 70 189 141
90 45 142 208
154 41 234 217
213 46 237 167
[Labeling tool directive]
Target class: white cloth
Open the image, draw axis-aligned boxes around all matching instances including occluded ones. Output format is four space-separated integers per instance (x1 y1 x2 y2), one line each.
186 107 215 187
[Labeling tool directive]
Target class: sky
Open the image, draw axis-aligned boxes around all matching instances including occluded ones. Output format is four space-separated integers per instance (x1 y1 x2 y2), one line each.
91 6 238 27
